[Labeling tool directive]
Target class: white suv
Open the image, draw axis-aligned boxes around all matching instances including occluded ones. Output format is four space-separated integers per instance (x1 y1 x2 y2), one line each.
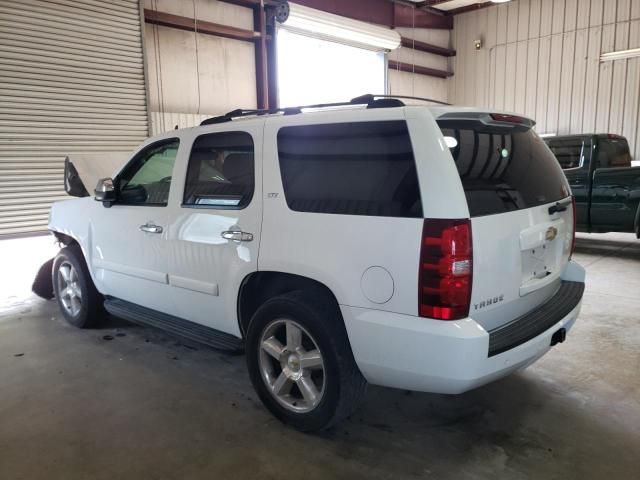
49 95 586 431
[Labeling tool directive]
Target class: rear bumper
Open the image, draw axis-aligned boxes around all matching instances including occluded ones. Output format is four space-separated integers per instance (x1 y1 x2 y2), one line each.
341 261 586 394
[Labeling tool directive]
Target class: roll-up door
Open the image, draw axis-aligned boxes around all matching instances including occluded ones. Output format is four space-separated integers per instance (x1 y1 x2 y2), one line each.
0 0 149 236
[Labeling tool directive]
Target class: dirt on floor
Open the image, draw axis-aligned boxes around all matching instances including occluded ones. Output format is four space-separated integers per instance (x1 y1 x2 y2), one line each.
0 233 639 480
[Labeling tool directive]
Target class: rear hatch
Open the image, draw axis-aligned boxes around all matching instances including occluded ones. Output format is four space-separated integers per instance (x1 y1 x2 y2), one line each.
437 112 574 331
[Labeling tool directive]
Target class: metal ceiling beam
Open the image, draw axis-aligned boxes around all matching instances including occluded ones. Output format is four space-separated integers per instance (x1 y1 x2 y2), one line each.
447 2 494 15
217 0 261 8
286 0 453 29
253 6 270 109
143 9 262 42
400 37 456 56
388 60 453 78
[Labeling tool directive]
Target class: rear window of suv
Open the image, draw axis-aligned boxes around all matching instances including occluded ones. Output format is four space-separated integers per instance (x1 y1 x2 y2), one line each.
277 121 422 218
438 122 570 217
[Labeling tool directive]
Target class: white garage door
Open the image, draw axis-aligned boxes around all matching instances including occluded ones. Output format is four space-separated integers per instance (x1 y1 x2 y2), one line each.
0 0 149 236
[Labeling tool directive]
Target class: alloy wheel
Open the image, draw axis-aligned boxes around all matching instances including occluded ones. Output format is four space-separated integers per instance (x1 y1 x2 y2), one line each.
57 261 82 317
258 318 326 413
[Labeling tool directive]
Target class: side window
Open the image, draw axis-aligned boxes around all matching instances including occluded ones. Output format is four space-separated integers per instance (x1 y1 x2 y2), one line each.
596 138 632 169
118 139 179 206
277 121 422 218
183 132 254 208
545 138 586 170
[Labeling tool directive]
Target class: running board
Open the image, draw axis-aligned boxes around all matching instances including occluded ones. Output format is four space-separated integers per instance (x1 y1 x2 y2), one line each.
103 298 243 353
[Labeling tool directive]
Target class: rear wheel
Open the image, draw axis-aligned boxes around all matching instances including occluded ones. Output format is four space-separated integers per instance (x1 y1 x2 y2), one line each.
52 245 105 328
246 290 366 431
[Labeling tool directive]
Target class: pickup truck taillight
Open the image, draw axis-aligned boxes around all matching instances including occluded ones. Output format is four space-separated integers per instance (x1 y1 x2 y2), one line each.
419 219 472 321
570 196 577 257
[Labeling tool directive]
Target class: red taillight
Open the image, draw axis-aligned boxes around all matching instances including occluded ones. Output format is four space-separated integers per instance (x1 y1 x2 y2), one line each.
419 219 472 321
570 196 577 257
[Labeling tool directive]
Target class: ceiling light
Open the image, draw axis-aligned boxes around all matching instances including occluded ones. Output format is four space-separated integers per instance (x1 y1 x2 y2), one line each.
430 1 501 12
491 0 513 3
600 47 640 62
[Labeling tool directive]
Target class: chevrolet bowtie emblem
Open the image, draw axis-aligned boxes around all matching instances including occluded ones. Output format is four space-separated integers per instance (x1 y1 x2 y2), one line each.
546 226 558 241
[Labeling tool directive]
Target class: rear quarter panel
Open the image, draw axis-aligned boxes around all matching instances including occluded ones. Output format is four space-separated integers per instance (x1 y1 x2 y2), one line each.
258 107 466 315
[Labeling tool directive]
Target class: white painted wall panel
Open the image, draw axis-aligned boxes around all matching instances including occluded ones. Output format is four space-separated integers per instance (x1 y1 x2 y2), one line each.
546 34 563 133
558 31 576 134
390 47 448 72
595 24 616 133
524 38 539 120
551 0 566 35
517 0 530 41
388 70 448 104
514 41 528 114
142 0 253 30
388 27 451 103
570 28 589 133
145 24 256 135
451 0 640 160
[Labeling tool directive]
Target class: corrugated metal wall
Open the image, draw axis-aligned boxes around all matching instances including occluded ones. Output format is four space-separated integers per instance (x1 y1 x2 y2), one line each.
0 0 148 236
450 0 640 160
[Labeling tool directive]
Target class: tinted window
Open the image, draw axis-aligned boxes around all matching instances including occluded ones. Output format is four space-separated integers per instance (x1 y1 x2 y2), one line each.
277 121 422 218
183 132 254 208
118 139 179 206
597 137 631 168
439 123 570 217
545 137 587 169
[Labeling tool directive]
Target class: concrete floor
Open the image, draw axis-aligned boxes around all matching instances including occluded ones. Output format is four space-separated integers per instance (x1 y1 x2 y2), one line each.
1 233 639 480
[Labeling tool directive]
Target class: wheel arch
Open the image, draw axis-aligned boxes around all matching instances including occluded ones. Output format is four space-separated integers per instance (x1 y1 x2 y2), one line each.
237 271 342 338
50 229 103 291
52 230 79 247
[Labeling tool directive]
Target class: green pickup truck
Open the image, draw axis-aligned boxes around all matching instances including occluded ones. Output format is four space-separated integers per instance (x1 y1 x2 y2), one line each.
545 134 640 237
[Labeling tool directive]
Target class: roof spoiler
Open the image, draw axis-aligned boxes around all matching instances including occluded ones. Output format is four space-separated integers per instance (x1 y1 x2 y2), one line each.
436 111 536 129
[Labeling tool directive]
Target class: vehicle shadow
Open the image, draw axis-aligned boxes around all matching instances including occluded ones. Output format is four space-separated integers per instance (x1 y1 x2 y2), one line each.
313 371 637 478
574 235 639 261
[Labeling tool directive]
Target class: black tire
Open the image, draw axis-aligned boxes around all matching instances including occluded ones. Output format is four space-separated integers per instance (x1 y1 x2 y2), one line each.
32 257 54 299
246 290 367 432
52 244 105 328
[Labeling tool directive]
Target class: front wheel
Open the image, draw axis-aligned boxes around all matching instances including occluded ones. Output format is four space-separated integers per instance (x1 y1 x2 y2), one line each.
52 245 105 328
246 290 366 431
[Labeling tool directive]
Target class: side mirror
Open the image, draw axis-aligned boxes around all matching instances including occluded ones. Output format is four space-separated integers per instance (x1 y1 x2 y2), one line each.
94 177 116 207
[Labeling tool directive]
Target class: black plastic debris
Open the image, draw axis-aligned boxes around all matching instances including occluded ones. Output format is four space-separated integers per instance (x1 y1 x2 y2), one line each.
32 258 54 299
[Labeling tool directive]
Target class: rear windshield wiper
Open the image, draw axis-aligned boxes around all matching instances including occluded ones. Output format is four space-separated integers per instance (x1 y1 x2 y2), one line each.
548 199 571 215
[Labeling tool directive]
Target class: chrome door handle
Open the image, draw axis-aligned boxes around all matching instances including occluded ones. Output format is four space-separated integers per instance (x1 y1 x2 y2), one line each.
221 230 253 242
139 222 163 234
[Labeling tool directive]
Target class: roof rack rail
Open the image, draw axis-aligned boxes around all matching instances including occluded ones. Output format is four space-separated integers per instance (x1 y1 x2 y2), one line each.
357 94 450 106
199 93 448 126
